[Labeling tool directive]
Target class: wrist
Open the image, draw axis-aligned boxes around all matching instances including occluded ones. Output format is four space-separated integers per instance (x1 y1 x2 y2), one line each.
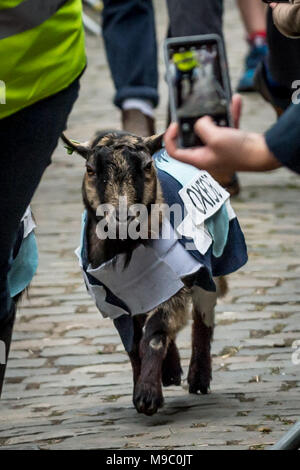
242 133 281 172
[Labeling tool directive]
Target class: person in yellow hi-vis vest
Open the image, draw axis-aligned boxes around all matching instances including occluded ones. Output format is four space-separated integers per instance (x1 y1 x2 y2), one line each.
172 51 200 110
0 0 86 396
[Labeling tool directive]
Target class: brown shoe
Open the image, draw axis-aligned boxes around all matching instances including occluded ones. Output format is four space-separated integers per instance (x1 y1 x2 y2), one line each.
122 109 155 137
210 170 241 197
223 173 240 198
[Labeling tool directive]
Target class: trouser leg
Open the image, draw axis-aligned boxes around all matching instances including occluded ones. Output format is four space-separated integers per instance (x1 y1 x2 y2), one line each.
267 8 300 89
0 79 80 395
0 303 15 397
167 0 223 38
102 0 159 108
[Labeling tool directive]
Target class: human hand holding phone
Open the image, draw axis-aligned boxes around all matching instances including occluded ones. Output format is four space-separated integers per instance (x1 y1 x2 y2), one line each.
164 94 281 173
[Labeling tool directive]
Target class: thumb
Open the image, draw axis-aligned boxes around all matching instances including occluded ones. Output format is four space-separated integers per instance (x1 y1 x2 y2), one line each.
194 116 218 144
231 94 242 129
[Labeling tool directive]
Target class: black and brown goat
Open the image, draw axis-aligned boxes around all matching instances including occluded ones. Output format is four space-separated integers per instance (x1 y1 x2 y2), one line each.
62 131 227 416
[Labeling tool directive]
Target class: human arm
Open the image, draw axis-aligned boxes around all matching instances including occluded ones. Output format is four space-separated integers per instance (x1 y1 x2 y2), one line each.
270 1 300 38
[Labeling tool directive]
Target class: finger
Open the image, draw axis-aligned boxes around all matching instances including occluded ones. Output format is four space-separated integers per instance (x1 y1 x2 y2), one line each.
164 123 179 156
231 94 242 129
169 146 216 169
164 130 211 168
194 116 217 144
164 122 207 166
165 122 178 139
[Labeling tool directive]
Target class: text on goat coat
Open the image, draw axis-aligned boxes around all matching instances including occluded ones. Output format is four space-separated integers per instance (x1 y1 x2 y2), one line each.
179 170 230 225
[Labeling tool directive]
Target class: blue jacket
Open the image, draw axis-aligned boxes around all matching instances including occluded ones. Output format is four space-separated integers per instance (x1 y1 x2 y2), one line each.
265 103 300 174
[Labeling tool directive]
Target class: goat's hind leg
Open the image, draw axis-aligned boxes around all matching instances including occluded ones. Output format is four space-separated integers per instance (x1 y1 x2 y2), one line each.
188 287 217 395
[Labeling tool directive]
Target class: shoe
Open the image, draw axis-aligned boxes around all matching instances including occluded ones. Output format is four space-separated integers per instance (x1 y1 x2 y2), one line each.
209 170 241 198
237 43 268 92
253 61 289 117
0 302 16 397
122 109 155 137
224 173 240 198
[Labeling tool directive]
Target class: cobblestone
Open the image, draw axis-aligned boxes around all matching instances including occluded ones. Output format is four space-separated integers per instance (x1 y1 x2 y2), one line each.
0 0 299 450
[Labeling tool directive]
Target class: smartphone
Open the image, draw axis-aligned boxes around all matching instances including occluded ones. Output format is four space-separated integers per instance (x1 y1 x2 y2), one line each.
164 34 233 148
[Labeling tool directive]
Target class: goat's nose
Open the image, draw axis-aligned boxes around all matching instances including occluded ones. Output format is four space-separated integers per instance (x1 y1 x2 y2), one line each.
114 209 120 222
114 209 135 223
115 209 123 222
114 209 122 222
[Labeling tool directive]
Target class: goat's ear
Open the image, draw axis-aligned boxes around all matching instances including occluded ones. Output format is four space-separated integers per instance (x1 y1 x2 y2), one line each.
61 133 91 160
144 133 164 156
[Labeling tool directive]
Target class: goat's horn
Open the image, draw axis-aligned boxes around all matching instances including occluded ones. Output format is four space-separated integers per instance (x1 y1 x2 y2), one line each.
61 133 91 159
144 133 164 155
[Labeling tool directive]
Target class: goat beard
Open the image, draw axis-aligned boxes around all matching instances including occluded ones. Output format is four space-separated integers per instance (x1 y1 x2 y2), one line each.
83 178 163 268
85 202 162 270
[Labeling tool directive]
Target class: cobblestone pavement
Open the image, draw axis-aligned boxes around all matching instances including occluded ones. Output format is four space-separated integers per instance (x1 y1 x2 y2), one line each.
0 1 299 450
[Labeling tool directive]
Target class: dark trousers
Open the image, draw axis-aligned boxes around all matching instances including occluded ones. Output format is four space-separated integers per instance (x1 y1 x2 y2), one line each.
267 9 300 89
102 0 159 108
0 79 80 320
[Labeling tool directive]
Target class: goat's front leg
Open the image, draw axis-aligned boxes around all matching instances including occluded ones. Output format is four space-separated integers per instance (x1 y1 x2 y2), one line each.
188 287 217 395
133 308 168 416
128 315 146 391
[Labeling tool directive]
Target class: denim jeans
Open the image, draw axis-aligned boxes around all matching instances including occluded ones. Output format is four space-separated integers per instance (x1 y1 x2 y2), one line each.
0 79 80 320
102 0 159 108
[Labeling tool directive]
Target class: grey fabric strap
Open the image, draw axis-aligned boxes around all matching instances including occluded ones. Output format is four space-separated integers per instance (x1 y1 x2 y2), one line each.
0 0 68 40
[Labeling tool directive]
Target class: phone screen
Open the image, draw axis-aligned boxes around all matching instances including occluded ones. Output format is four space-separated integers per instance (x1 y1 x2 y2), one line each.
165 36 232 148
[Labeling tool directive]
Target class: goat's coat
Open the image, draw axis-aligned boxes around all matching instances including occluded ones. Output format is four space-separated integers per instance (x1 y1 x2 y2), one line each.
76 149 247 351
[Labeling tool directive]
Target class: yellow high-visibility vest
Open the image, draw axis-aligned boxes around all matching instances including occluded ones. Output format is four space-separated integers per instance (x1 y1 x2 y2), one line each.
173 51 199 73
0 0 86 119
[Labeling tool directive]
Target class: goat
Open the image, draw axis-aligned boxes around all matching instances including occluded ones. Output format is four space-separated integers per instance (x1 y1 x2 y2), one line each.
62 131 247 416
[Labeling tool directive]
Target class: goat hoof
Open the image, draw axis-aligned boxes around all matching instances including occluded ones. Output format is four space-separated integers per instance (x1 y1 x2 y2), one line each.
162 366 182 387
188 367 211 395
133 381 164 416
188 382 210 395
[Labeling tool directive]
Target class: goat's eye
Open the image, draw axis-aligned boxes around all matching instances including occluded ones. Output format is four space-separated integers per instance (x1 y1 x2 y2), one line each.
144 161 152 171
86 166 96 177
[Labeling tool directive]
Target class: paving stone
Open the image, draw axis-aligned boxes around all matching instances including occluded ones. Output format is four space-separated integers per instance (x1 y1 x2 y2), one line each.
1 0 299 451
5 358 47 369
54 353 128 367
40 345 101 358
5 368 58 378
64 327 118 338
